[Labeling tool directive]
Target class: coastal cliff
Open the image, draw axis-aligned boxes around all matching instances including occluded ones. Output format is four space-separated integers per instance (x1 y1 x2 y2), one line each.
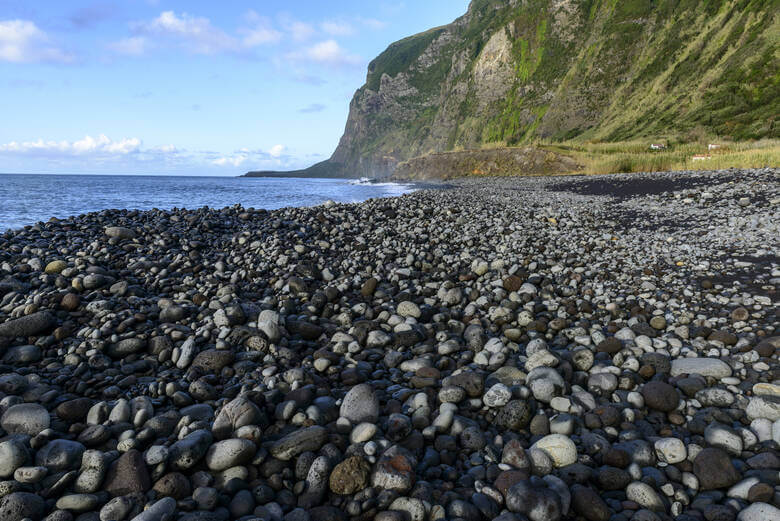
247 0 778 178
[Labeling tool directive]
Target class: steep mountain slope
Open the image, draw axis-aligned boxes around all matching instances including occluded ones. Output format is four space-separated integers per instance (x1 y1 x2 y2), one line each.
249 0 779 178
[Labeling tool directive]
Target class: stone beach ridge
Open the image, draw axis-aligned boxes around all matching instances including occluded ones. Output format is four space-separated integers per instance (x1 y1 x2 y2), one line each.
0 167 777 521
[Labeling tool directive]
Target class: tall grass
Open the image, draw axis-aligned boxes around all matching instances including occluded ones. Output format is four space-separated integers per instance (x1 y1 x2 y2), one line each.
538 138 780 175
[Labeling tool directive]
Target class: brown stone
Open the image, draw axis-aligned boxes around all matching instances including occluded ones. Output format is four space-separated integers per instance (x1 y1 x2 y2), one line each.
571 485 612 521
754 337 779 357
638 365 655 379
329 456 371 495
191 350 235 373
60 293 81 311
693 448 741 490
502 275 523 292
708 330 738 346
104 449 151 496
494 470 528 497
593 406 620 427
642 381 679 412
603 449 631 468
153 472 191 499
730 307 749 322
416 367 440 379
361 278 378 297
747 482 773 503
55 398 93 423
500 439 530 470
597 337 622 355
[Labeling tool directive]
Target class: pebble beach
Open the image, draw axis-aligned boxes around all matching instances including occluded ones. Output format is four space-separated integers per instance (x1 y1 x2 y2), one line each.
0 168 777 521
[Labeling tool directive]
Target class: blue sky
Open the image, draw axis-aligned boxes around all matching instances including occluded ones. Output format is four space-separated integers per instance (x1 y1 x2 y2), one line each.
0 0 469 175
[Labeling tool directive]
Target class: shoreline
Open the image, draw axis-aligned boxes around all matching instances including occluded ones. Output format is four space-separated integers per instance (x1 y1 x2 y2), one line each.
0 176 423 234
0 167 777 521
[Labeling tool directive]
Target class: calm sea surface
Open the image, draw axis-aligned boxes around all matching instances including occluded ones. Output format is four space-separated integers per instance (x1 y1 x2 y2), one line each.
0 174 416 231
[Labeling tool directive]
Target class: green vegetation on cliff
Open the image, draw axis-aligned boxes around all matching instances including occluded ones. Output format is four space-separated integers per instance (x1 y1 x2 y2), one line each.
322 0 779 177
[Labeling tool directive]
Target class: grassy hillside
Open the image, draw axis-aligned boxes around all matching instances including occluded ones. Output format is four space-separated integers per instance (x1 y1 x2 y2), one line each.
322 0 779 177
544 138 780 174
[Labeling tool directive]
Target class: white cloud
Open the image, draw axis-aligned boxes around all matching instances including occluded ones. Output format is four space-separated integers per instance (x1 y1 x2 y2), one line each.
297 39 361 66
120 10 294 56
131 11 239 55
286 21 316 42
110 11 380 60
0 134 141 156
0 20 73 64
213 155 247 167
109 36 149 56
0 134 304 173
241 10 282 46
320 20 354 36
299 103 326 113
358 17 387 30
212 145 289 167
242 26 282 46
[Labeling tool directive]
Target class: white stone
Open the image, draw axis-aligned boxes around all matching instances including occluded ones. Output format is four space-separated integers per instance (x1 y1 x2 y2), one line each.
670 358 732 378
746 396 780 421
654 438 686 464
397 301 421 318
483 383 511 408
737 503 780 521
531 434 577 468
350 423 377 444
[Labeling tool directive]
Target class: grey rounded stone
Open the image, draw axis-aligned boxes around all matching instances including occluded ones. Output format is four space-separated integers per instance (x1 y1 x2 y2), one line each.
496 400 533 430
104 226 136 240
55 494 100 512
13 466 47 484
0 311 56 337
340 383 379 423
588 373 618 395
670 358 732 378
35 439 86 471
212 396 263 439
270 426 328 461
506 480 563 521
169 429 213 470
0 492 46 521
130 497 175 521
526 367 565 403
1 403 50 436
626 481 665 512
107 338 146 358
2 345 41 363
205 438 256 471
0 439 28 478
100 496 137 521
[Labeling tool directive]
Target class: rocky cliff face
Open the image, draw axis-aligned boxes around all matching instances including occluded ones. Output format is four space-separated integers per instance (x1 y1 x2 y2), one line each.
316 0 779 177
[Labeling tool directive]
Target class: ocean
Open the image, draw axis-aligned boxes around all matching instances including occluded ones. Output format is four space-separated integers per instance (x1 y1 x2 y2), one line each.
0 174 416 231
